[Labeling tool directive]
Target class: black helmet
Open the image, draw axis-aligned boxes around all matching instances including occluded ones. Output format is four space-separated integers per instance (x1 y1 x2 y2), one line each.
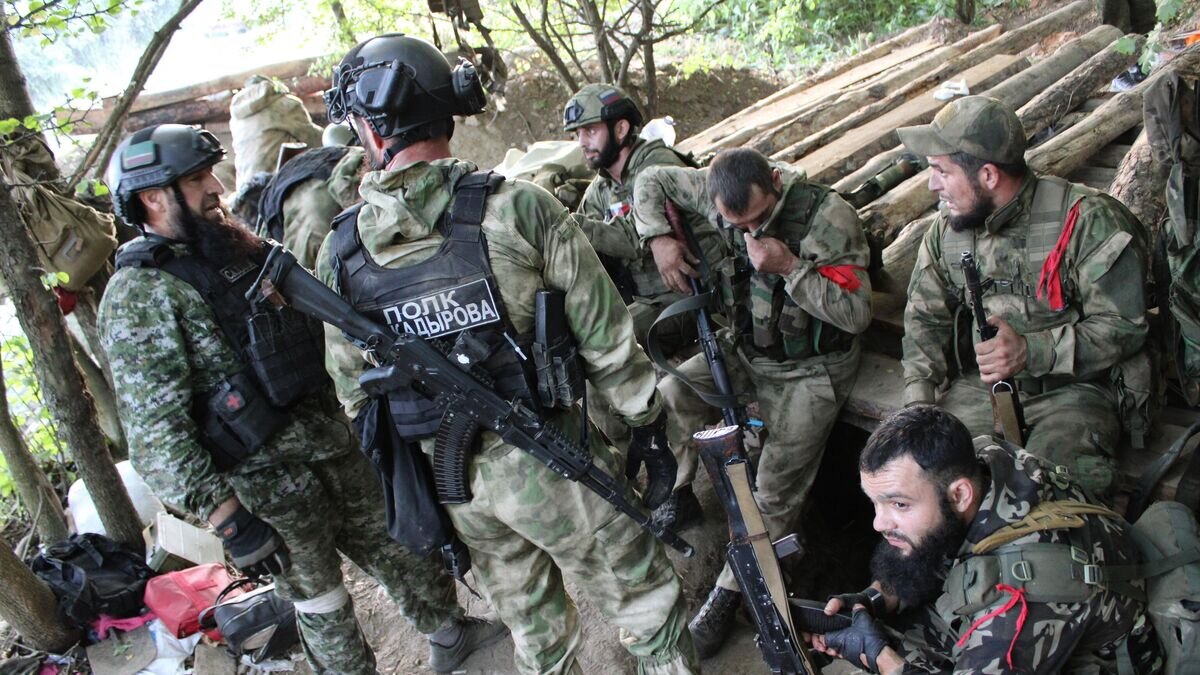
107 124 225 225
324 33 486 144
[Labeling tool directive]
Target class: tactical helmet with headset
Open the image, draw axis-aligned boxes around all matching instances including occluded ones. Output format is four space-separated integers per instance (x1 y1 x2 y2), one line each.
107 124 226 226
324 33 487 161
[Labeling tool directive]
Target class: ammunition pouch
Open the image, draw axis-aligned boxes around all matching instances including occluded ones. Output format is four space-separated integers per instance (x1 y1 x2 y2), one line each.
532 289 585 409
198 372 288 472
246 304 330 408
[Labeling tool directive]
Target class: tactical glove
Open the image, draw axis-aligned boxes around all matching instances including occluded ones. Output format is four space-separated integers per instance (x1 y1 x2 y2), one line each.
626 411 677 510
830 586 888 617
216 506 291 578
824 608 889 673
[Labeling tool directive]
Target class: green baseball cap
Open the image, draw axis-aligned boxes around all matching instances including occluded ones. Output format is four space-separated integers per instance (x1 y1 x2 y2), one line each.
897 95 1026 164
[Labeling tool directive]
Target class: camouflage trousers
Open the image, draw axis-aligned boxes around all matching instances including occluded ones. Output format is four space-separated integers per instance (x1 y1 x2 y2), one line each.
589 296 699 485
938 377 1120 495
227 451 462 675
658 340 860 590
444 411 698 675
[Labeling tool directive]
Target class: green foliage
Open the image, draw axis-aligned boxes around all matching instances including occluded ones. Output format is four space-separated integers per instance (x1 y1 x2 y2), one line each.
5 0 143 46
1114 34 1140 55
0 332 70 501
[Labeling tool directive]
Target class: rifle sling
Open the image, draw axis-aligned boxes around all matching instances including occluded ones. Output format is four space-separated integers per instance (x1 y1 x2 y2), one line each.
992 386 1024 447
646 291 740 410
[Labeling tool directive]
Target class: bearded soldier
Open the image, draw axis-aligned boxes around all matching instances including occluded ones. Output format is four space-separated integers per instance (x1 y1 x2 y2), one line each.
100 124 504 674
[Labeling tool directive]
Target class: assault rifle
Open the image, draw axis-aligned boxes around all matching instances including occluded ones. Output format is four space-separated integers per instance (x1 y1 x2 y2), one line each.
961 251 1027 445
255 245 695 557
645 202 821 674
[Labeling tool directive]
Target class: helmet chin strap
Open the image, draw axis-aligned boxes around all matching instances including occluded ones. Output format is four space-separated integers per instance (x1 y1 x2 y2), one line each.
378 118 456 168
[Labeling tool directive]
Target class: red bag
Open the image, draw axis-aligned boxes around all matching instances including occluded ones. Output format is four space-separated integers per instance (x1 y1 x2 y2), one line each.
143 563 244 639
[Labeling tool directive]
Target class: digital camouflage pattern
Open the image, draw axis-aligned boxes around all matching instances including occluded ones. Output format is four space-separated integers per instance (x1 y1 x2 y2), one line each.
315 158 697 674
881 439 1162 674
275 146 365 269
99 242 462 673
633 163 871 589
903 174 1149 493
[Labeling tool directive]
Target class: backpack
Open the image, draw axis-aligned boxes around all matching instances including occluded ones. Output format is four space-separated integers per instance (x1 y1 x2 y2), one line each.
31 533 154 628
1144 71 1200 406
1127 501 1200 675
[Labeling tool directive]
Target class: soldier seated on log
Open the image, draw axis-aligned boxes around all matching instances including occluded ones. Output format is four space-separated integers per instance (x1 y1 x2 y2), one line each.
809 405 1161 674
898 95 1152 498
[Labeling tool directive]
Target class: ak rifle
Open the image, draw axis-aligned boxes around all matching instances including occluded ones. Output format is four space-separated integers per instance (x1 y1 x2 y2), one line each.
649 202 822 674
961 251 1028 445
255 245 695 557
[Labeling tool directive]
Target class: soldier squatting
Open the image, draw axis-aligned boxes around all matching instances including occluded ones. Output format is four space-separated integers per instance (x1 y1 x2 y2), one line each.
96 25 1190 675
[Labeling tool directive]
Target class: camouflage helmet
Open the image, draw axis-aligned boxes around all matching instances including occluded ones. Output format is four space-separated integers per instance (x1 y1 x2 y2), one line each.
562 84 643 132
107 124 225 225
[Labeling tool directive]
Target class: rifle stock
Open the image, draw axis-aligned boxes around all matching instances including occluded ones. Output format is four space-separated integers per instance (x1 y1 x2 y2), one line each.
659 204 817 674
261 246 695 557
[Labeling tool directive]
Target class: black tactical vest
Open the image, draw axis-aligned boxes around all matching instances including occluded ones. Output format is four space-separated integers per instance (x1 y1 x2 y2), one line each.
258 146 350 242
328 171 539 440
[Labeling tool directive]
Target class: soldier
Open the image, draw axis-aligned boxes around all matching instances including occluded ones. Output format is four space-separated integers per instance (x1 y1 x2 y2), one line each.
899 95 1149 496
317 34 698 674
99 124 504 674
810 405 1161 674
633 147 872 658
562 84 725 529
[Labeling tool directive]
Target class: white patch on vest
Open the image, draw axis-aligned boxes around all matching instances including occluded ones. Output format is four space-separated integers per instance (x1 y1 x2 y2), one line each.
381 278 501 339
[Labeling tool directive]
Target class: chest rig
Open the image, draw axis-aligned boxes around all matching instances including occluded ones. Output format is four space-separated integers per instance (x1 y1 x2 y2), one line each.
727 181 854 361
329 171 539 440
115 236 328 469
940 176 1096 317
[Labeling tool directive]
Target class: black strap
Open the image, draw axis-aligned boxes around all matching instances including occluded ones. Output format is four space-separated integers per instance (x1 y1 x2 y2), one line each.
645 291 739 410
449 170 505 230
258 145 349 241
1127 422 1200 520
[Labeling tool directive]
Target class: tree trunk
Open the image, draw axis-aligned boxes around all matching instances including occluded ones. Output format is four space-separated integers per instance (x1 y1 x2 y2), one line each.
0 357 69 545
639 0 657 118
510 2 579 92
0 23 144 551
774 0 1091 163
70 285 113 388
1109 128 1169 241
68 330 127 460
1018 34 1145 140
0 536 79 652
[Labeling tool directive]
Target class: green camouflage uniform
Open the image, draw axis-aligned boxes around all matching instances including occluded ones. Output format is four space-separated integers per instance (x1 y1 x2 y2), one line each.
275 146 365 269
98 241 463 674
316 158 698 675
902 174 1148 494
881 438 1162 674
574 138 725 460
228 75 323 191
633 163 872 591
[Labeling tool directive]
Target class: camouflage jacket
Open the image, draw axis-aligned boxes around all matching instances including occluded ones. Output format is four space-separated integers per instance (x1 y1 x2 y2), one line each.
894 439 1161 674
316 158 662 456
98 241 354 520
902 174 1148 405
278 146 364 269
632 163 872 361
574 138 724 301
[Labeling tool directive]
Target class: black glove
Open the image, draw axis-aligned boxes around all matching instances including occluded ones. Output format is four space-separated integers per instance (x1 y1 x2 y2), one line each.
626 411 677 510
216 506 291 578
830 586 888 618
824 608 889 673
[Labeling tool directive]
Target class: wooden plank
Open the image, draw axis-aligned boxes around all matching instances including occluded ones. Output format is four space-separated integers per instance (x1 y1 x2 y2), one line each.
1089 143 1132 168
840 352 905 432
676 40 936 156
799 55 1028 184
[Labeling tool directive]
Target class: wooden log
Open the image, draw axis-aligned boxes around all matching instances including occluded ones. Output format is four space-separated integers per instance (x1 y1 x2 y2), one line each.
681 41 938 157
677 18 940 154
118 57 318 116
1066 166 1118 189
1018 35 1144 139
878 211 938 294
773 0 1092 164
1110 129 1169 240
746 38 979 157
833 25 1123 193
1089 143 1133 168
802 55 1030 186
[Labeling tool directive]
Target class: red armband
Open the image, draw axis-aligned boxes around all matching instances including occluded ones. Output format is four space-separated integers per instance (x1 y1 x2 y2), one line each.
816 264 866 292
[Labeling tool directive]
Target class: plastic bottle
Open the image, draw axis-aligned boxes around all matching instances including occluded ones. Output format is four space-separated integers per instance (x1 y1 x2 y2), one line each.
640 116 677 147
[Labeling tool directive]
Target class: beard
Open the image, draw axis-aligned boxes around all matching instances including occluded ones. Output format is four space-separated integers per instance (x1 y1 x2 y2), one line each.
946 185 995 233
171 194 262 264
870 494 968 609
586 130 625 171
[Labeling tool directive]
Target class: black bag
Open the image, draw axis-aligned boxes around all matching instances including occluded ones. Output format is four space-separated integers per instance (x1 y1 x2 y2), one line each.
199 578 298 663
30 533 154 628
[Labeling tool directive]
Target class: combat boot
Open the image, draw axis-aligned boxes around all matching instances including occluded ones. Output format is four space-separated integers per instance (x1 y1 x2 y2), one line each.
653 484 704 531
429 616 510 673
688 586 741 659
